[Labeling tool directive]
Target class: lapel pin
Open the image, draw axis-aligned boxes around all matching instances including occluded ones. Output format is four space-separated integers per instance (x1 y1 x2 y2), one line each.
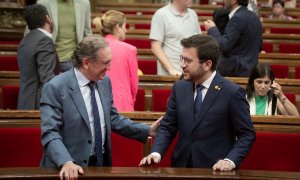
214 85 221 91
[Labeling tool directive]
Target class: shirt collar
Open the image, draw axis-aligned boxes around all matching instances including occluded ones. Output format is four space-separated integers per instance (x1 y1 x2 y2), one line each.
168 3 190 17
74 68 91 88
228 6 241 19
37 28 52 38
197 71 217 89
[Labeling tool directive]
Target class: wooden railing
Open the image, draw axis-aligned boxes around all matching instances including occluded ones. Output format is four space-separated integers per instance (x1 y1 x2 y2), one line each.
1 166 300 180
1 110 300 133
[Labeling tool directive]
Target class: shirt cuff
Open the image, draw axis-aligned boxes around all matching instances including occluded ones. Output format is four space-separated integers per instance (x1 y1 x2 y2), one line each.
224 158 236 169
150 152 162 161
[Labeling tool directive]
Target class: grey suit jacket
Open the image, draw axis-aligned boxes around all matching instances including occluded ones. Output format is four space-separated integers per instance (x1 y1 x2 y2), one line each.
37 0 92 42
151 73 255 168
17 29 58 109
208 6 262 77
40 69 149 168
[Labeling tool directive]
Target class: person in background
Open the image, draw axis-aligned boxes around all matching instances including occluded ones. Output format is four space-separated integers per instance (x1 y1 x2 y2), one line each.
266 0 294 20
17 4 59 110
204 0 262 77
263 0 296 8
150 0 201 76
139 34 255 171
93 10 138 111
40 35 161 180
212 7 229 35
36 0 92 72
246 63 299 116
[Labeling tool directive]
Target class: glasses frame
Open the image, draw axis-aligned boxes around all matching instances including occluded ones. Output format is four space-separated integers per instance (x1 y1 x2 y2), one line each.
179 55 206 66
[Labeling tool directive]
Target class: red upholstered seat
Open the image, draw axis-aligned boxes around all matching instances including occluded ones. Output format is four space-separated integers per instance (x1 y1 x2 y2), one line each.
111 132 144 167
270 27 300 34
284 93 296 105
124 39 151 49
262 43 273 53
135 24 151 29
0 128 43 167
152 89 171 112
134 89 146 111
295 66 300 79
271 64 289 78
278 44 300 54
138 60 157 75
0 56 18 71
241 132 300 172
1 86 19 110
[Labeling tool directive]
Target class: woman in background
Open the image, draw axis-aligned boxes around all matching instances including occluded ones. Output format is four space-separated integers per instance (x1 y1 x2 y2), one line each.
93 10 138 111
246 63 299 116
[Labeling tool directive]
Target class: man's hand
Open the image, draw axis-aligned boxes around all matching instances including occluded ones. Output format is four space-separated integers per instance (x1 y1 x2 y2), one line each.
149 116 163 137
204 19 216 31
59 161 84 180
139 154 161 166
212 159 235 172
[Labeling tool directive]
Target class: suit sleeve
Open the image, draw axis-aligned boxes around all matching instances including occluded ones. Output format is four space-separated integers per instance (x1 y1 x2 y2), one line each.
83 0 92 37
40 82 74 167
36 36 57 84
226 87 256 166
208 15 244 53
151 82 178 157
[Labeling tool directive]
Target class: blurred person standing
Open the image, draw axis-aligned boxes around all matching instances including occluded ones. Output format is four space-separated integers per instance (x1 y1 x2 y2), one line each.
205 0 262 77
93 10 138 111
18 4 59 110
36 0 92 72
150 0 201 76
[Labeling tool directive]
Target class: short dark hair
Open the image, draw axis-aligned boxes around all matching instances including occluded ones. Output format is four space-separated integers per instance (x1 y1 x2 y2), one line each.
237 0 249 6
24 4 49 30
72 34 109 68
273 0 285 7
180 34 219 71
246 63 274 100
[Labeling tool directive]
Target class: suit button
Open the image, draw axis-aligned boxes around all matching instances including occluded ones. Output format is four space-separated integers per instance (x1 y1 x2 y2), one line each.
88 140 92 144
83 160 87 164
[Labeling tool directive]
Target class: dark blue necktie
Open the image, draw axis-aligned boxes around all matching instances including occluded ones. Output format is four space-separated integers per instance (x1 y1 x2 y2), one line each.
194 84 204 115
88 81 103 166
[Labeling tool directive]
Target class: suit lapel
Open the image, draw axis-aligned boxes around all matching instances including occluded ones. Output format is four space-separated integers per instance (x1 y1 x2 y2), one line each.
191 73 223 132
68 70 91 131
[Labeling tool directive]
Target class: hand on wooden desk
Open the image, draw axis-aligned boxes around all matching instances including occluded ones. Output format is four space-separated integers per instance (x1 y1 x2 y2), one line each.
59 161 84 180
212 159 235 172
139 154 161 167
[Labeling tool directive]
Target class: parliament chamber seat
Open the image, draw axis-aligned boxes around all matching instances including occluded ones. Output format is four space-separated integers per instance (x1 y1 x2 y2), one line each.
1 86 19 110
270 27 300 35
295 66 300 79
0 56 18 71
138 60 157 75
279 44 300 54
262 42 273 53
151 89 171 112
271 64 289 79
124 39 151 49
134 89 146 111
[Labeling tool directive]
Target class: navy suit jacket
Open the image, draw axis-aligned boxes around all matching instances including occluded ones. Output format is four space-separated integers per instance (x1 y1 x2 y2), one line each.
40 69 149 168
208 6 262 77
151 72 255 168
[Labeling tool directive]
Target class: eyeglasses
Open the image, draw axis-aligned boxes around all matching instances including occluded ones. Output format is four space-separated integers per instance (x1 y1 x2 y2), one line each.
93 60 112 66
179 55 205 66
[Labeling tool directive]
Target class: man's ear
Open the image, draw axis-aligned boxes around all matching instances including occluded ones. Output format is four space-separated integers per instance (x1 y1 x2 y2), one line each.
82 58 90 69
46 15 52 24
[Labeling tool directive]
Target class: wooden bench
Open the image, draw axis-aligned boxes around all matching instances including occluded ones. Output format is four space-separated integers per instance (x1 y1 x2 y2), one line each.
1 111 300 172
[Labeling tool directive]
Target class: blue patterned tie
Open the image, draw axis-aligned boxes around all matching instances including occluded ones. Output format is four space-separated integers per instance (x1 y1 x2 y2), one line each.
194 84 204 115
88 81 103 166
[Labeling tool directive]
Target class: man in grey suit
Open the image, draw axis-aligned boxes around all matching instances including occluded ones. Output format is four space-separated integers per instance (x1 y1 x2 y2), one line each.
204 0 262 77
40 34 160 180
17 4 59 110
37 0 92 72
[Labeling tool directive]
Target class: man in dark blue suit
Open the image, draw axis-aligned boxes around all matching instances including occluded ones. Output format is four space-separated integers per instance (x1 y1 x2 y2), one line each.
139 34 255 171
204 0 262 77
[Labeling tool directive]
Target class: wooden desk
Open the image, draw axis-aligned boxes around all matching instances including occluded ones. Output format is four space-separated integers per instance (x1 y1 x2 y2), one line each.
1 111 300 133
0 167 300 180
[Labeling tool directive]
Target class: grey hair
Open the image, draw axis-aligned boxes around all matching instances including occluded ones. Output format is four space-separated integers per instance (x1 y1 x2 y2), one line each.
72 34 108 68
